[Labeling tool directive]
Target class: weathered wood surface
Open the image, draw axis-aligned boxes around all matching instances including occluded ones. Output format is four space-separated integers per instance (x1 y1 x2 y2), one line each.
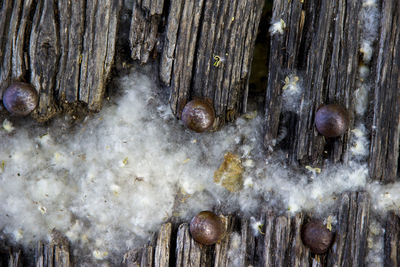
264 0 365 165
160 0 264 128
0 247 22 267
120 192 371 267
384 212 400 266
369 0 400 184
0 0 122 122
35 231 71 267
327 192 370 267
129 0 164 64
123 234 156 267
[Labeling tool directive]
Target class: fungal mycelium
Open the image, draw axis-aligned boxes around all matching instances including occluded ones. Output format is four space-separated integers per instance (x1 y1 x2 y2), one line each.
189 211 225 245
315 104 349 137
2 82 38 116
181 99 215 133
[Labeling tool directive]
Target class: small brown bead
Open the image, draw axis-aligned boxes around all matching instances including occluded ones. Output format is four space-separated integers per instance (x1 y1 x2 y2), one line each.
315 104 349 137
181 99 215 132
3 82 38 116
301 220 333 254
189 211 225 245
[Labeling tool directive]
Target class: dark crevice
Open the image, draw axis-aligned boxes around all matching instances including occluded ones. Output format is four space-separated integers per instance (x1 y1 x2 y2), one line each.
247 0 273 114
0 0 13 67
188 0 207 102
22 0 39 84
51 0 61 110
76 0 87 103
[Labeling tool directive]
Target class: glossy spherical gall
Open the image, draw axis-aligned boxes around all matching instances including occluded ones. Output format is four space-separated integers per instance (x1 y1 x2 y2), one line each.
181 99 215 132
189 211 225 245
3 82 38 116
301 220 333 254
315 104 349 137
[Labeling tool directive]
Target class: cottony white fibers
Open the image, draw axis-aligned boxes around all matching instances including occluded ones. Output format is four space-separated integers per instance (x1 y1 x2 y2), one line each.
366 217 384 267
350 125 370 159
359 0 379 63
269 19 286 35
0 69 393 263
281 74 303 112
2 119 14 133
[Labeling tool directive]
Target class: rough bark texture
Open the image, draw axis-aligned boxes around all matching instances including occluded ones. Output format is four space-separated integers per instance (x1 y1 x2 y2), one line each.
264 0 365 165
369 0 400 183
160 0 264 128
0 0 122 122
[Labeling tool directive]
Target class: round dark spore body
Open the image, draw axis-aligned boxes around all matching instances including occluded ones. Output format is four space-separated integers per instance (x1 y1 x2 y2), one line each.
3 82 38 116
301 220 333 254
315 104 349 137
181 99 215 132
190 211 225 245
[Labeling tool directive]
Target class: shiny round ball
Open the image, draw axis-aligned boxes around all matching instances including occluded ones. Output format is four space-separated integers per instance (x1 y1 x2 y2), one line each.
301 220 333 254
189 211 225 245
181 99 215 132
3 82 38 116
315 104 349 137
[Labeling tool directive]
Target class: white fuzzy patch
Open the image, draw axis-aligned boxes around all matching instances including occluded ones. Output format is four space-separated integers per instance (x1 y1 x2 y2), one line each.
2 119 15 133
269 19 286 35
350 125 370 158
281 74 303 112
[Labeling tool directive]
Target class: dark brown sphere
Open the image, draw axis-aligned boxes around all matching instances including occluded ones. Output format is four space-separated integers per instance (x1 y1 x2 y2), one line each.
181 99 215 132
301 220 333 254
3 82 38 116
189 211 225 245
315 104 349 137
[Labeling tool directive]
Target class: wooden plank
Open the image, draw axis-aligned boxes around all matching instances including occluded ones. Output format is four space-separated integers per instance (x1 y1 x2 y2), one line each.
35 230 71 267
384 212 400 267
79 0 122 111
154 222 172 267
262 212 309 266
122 234 156 267
1 0 121 122
56 0 85 104
287 213 309 267
161 0 264 128
369 0 400 183
29 0 60 122
264 0 363 165
0 0 33 93
129 0 164 64
3 249 22 267
327 192 370 266
213 215 239 267
175 222 213 267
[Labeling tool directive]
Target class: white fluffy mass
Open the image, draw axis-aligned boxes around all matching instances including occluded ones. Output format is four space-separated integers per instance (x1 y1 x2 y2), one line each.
0 69 376 262
269 19 286 35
